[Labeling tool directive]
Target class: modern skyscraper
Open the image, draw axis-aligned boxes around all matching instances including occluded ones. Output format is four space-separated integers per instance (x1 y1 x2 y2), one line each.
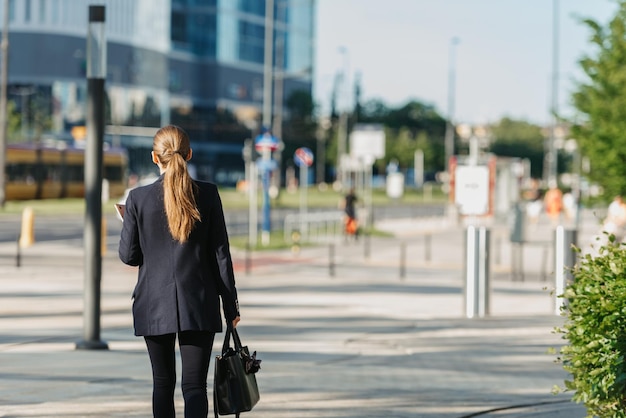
3 0 315 184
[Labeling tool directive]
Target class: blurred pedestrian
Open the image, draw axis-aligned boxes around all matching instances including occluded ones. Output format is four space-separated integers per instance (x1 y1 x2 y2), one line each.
342 187 358 240
119 125 241 418
544 183 563 225
602 195 626 242
562 189 577 222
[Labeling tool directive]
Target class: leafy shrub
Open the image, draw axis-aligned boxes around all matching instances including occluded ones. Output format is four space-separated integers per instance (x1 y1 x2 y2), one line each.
558 235 626 417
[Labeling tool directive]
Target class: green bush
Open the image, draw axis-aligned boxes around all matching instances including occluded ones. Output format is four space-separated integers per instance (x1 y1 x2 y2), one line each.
558 234 626 417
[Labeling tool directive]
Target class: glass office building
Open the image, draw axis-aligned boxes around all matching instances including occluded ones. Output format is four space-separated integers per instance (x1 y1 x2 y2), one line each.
4 0 315 185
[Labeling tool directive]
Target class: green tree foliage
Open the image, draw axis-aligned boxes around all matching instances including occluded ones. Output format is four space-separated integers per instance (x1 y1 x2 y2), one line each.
558 237 626 417
358 99 445 173
489 117 545 178
385 127 415 168
7 101 22 143
571 2 626 198
282 90 318 167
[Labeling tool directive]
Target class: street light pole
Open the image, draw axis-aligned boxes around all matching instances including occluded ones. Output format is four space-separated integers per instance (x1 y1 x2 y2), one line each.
336 46 349 190
444 37 459 175
545 0 560 186
77 5 108 350
262 0 274 129
0 0 9 208
258 0 275 246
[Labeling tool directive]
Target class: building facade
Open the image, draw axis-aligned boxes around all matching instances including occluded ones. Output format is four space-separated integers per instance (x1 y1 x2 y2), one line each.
4 0 315 185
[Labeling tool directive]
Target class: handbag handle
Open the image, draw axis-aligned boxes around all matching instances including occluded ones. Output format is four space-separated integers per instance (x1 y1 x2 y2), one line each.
221 325 244 354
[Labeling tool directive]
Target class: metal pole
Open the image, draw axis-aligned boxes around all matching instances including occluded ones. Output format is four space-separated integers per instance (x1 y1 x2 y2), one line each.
444 37 459 174
248 160 257 247
299 163 307 238
336 47 349 189
464 226 490 318
77 5 107 350
262 0 274 128
261 149 271 246
0 0 9 208
555 226 577 315
545 0 560 185
271 1 286 193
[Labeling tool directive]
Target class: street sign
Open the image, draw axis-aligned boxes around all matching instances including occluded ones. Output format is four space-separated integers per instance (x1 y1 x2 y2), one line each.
349 124 385 162
255 132 279 152
455 165 490 216
294 147 314 167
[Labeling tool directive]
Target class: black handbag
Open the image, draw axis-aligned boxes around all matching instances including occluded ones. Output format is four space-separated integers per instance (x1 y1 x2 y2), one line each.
213 326 261 417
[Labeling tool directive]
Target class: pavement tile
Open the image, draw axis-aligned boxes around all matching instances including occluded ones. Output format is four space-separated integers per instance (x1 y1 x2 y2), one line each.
0 211 600 417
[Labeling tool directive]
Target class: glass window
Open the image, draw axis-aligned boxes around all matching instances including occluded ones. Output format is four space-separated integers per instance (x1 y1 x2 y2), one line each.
51 0 59 24
8 0 15 22
38 0 45 23
192 0 217 6
289 2 313 34
190 12 217 56
25 0 31 22
171 11 187 43
287 32 313 73
238 0 264 16
238 21 264 64
216 12 237 62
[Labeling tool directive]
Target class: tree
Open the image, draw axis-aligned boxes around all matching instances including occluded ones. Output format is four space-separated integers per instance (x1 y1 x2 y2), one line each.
570 2 626 198
281 90 318 176
489 117 544 178
6 101 22 143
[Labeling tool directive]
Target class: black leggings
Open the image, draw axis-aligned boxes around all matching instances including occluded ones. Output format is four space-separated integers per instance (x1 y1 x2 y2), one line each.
144 331 215 418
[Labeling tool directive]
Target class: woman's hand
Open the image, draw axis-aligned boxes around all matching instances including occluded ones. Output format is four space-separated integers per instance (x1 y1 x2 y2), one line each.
232 316 241 328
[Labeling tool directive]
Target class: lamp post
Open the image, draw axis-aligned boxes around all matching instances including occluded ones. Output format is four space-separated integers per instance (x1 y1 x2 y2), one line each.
336 46 349 190
262 0 274 129
544 0 560 186
444 37 459 175
77 5 108 350
258 0 275 247
0 0 8 208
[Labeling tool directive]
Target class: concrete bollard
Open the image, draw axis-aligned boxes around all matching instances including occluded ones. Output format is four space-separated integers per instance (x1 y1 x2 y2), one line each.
464 226 490 318
555 226 577 315
19 207 35 248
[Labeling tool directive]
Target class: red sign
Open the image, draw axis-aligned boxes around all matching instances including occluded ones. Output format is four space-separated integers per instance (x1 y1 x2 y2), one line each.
294 147 314 167
254 133 279 151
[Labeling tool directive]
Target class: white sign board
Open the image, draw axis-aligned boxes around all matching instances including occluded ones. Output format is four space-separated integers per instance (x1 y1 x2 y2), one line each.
386 172 404 199
455 165 490 216
350 126 385 163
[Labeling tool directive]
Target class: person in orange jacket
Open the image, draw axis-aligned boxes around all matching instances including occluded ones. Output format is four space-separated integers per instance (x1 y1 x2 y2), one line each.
544 183 563 225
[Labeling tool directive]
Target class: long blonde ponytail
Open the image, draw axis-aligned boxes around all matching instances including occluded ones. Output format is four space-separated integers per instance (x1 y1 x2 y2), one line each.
153 125 201 243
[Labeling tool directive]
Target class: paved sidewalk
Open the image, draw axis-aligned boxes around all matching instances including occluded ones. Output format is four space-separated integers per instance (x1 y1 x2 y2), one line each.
0 211 602 417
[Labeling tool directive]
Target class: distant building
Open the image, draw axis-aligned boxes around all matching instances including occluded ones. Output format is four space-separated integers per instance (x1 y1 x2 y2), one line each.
4 0 315 185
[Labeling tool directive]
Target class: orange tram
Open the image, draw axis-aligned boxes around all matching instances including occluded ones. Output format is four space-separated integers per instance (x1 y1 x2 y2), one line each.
6 142 127 200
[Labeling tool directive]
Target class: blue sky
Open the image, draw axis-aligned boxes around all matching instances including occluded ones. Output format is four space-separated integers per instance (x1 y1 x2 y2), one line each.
313 0 618 126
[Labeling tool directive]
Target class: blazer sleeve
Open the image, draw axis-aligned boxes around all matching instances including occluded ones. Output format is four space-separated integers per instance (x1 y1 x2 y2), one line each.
209 186 240 321
118 191 143 266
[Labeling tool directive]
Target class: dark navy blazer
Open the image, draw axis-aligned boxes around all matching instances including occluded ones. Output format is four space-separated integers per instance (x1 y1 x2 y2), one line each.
119 176 239 336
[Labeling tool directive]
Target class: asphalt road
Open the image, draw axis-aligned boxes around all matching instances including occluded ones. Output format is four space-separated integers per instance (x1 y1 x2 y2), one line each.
0 203 446 244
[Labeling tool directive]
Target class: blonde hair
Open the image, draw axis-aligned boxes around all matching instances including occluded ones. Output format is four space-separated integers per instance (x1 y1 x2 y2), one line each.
153 125 200 243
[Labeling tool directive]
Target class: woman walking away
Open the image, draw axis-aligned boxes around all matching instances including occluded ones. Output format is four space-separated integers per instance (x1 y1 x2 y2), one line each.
119 125 241 418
